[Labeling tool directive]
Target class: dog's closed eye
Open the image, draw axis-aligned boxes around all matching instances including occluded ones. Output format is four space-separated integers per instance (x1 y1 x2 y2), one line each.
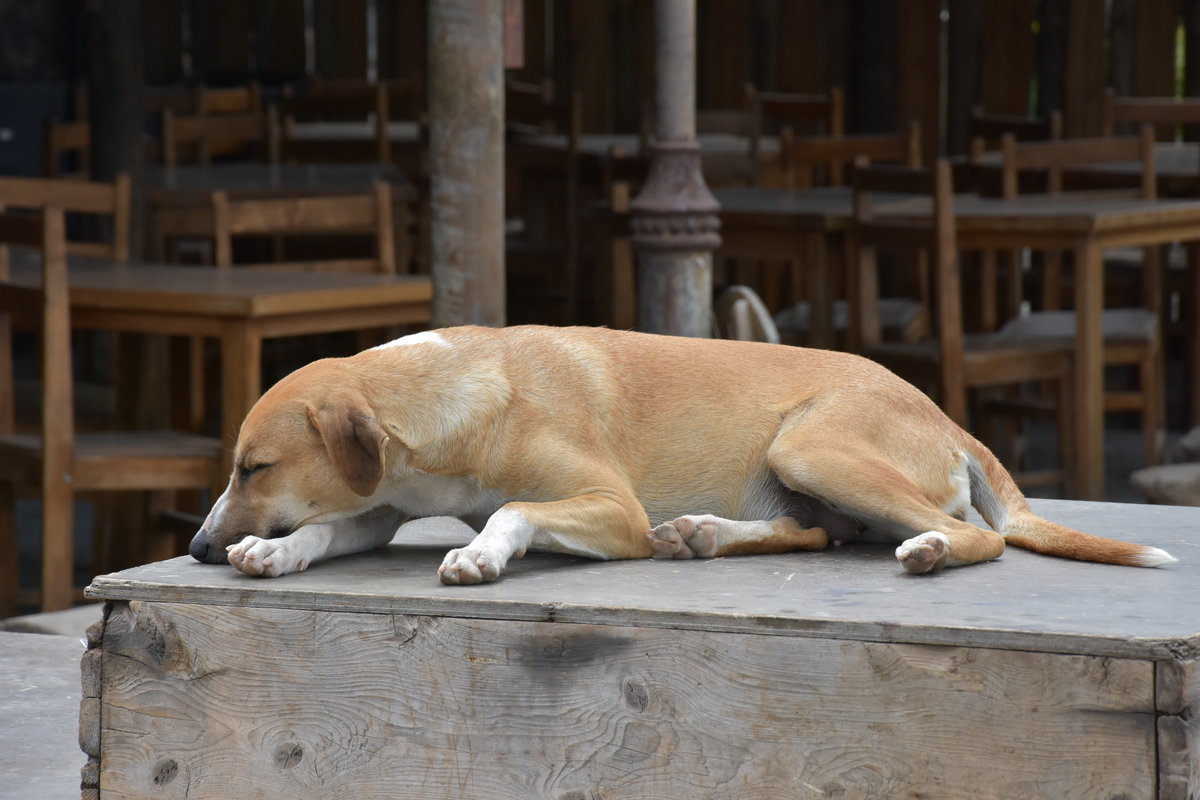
237 462 273 482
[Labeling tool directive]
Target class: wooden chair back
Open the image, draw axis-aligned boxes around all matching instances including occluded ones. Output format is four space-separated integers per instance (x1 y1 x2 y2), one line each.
749 85 845 138
212 183 396 274
195 82 262 115
999 126 1156 198
1102 89 1200 139
506 78 582 146
42 119 91 178
781 121 922 188
852 160 957 355
278 82 392 163
967 106 1063 163
162 107 279 166
0 173 131 261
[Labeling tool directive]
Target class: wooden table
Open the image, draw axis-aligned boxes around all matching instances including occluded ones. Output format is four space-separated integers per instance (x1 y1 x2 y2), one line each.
142 162 416 259
974 142 1200 196
886 192 1200 498
82 499 1200 798
714 186 858 348
9 254 432 467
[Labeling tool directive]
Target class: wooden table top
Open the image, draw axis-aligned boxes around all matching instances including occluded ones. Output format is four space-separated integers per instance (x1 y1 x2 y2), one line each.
86 499 1200 661
6 253 433 319
143 162 414 201
285 120 422 142
514 131 781 157
974 141 1200 195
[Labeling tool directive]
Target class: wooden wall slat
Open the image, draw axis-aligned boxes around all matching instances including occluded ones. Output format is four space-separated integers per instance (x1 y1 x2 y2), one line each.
249 0 307 81
1134 0 1181 97
377 0 425 82
981 0 1035 114
847 0 897 134
946 0 983 155
142 0 183 84
1063 0 1106 136
697 0 752 108
775 1 827 93
568 0 613 133
313 0 366 80
895 0 942 161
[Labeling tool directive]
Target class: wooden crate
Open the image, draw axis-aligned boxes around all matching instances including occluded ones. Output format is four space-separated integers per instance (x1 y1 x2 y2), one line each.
82 499 1200 799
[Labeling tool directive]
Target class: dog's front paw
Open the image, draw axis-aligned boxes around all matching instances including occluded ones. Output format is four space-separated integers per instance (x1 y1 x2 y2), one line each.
227 536 308 578
438 546 506 585
646 515 720 559
896 531 950 575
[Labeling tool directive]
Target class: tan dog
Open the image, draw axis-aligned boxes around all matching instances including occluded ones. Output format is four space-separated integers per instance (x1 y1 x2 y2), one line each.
189 325 1176 583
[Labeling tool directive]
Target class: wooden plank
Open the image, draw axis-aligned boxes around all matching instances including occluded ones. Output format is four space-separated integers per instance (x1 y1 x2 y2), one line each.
377 0 426 81
85 502 1200 661
774 1 826 93
697 0 752 108
249 0 308 80
1158 659 1200 797
945 0 984 156
569 0 613 133
142 0 184 84
981 0 1035 115
98 599 1156 799
1064 0 1107 137
1133 0 1180 99
895 0 941 162
314 0 367 79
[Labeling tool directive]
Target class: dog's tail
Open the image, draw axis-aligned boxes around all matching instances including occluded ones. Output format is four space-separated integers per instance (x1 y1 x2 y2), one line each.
965 438 1177 568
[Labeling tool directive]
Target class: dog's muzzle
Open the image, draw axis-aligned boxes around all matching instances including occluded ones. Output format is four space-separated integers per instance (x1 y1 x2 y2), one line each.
189 531 229 564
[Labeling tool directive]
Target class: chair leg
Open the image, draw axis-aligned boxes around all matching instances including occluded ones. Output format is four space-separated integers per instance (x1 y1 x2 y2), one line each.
1142 350 1166 467
0 483 18 618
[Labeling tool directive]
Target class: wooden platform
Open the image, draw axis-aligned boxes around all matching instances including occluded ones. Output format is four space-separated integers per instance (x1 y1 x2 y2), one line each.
83 499 1200 798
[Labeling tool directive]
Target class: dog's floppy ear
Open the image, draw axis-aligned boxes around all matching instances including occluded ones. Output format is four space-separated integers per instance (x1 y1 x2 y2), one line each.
310 402 389 497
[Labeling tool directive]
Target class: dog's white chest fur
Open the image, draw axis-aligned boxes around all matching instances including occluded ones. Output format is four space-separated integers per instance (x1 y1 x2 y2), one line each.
381 471 506 521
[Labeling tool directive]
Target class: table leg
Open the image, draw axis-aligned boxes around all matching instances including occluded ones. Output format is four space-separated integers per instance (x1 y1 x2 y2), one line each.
1073 239 1105 500
219 322 263 474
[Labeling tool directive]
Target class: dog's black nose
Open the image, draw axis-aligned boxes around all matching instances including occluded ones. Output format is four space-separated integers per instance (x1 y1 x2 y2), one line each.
189 533 228 564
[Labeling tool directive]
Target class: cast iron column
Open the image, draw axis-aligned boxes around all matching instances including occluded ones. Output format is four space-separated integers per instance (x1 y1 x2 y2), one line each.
631 0 721 337
428 0 506 327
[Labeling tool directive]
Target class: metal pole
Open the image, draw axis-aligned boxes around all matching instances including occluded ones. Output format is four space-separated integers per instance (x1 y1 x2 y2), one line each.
428 0 506 327
631 0 720 337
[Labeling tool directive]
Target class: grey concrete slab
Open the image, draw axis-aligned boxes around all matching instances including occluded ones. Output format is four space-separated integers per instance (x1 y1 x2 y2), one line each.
0 632 85 800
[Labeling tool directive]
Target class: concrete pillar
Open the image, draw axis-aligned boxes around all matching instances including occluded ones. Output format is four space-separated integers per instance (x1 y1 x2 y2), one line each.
631 0 721 337
428 0 506 327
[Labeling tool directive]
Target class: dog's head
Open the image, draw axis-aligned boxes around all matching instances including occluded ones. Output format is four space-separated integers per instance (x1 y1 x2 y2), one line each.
189 363 391 564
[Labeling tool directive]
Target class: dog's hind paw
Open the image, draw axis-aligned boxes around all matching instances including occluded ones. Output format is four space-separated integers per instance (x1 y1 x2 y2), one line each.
647 515 720 559
896 531 950 575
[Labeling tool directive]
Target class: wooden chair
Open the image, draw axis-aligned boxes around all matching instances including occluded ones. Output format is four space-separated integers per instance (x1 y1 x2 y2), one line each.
747 85 845 185
505 78 585 324
997 127 1165 465
195 82 263 116
0 173 131 261
42 119 91 178
780 122 922 189
851 161 1077 493
161 107 279 166
278 82 393 164
211 183 398 274
0 207 223 615
726 124 925 348
967 106 1063 164
1101 89 1200 140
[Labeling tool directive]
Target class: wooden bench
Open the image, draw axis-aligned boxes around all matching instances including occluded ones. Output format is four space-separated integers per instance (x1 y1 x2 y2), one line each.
82 499 1200 798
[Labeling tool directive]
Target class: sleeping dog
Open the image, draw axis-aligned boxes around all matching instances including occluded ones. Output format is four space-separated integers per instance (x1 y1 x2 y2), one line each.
189 325 1176 583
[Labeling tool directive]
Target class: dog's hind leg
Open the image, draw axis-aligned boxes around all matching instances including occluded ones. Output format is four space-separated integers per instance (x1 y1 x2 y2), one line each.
647 515 829 559
766 436 1005 574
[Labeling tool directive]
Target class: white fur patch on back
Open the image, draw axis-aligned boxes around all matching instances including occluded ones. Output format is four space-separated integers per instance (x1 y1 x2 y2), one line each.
373 330 452 350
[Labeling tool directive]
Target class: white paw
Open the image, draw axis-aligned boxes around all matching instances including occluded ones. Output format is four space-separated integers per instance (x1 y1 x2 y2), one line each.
227 536 308 578
437 544 513 585
895 531 950 575
646 515 720 559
